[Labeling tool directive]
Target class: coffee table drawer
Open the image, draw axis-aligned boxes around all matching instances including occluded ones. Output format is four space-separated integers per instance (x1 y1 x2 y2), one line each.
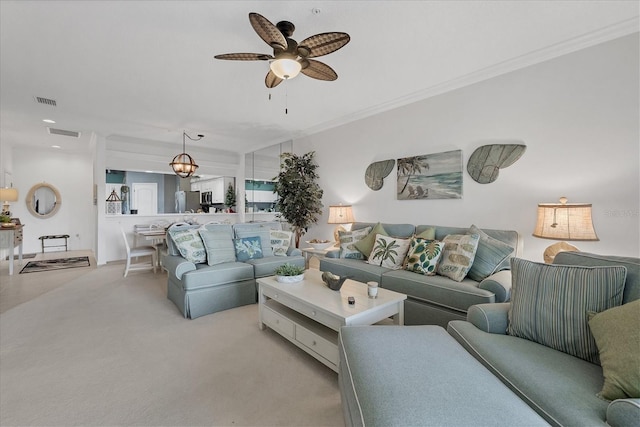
262 305 295 339
262 287 342 331
296 325 339 365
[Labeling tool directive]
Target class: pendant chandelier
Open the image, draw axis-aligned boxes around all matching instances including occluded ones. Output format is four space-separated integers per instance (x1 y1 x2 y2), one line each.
170 131 203 178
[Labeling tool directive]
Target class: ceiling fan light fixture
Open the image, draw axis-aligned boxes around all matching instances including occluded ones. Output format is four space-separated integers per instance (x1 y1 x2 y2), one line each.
270 58 302 79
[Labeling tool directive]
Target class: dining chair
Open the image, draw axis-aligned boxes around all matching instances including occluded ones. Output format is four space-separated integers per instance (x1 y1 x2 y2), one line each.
121 228 157 277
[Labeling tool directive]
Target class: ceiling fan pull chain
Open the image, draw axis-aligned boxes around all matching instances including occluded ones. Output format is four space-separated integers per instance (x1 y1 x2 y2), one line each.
285 83 288 115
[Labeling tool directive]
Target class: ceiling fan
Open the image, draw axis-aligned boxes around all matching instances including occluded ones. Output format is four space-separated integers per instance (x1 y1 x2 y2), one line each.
214 12 350 88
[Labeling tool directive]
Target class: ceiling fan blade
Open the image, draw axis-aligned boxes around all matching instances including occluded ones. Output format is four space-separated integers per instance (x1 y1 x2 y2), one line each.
214 53 273 61
298 32 350 58
249 12 287 50
265 70 283 88
301 59 338 81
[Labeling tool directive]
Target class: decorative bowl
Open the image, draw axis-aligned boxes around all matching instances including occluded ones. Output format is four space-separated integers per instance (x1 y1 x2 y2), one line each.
321 271 349 291
306 240 334 251
276 273 304 283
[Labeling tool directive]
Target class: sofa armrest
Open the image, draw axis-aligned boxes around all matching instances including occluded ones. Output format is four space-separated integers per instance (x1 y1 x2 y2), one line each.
607 398 640 427
162 254 196 280
325 249 340 258
478 270 512 302
466 303 510 335
287 247 302 257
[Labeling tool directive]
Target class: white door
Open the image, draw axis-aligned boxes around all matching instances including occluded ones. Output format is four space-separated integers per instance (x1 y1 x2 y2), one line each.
132 183 158 215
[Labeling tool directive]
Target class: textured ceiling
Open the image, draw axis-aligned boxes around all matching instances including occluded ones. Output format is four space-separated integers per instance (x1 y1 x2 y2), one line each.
1 1 638 156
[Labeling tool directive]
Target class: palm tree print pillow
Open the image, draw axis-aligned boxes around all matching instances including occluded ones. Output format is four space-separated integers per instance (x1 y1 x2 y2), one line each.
405 238 444 275
366 234 411 270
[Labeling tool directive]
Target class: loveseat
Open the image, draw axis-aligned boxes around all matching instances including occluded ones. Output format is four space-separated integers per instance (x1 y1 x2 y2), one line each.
339 252 640 426
163 221 305 319
320 222 522 327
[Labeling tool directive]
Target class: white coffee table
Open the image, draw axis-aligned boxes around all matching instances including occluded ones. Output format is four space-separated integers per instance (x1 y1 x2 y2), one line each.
257 269 407 372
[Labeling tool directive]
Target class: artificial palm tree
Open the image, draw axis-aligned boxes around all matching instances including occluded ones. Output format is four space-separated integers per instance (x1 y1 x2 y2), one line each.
273 151 324 248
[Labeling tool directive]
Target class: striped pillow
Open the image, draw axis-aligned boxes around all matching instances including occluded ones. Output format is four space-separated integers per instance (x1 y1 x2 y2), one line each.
507 258 627 363
466 225 514 281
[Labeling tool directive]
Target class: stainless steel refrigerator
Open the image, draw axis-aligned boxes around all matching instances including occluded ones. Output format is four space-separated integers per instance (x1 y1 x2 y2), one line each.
175 191 200 213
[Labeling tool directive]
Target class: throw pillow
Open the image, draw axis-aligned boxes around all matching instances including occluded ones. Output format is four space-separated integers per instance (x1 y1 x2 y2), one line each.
466 225 515 282
405 238 444 275
588 300 640 400
508 258 627 363
233 236 264 262
415 227 436 240
198 229 236 266
168 228 206 264
354 223 388 258
437 234 480 282
366 234 411 269
270 229 293 257
339 227 371 259
235 228 273 257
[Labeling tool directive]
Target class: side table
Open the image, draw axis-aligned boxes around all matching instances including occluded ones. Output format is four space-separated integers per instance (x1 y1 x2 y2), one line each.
1 224 24 275
300 247 335 269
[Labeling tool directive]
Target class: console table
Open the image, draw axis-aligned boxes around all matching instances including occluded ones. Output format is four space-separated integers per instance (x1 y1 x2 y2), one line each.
1 224 24 275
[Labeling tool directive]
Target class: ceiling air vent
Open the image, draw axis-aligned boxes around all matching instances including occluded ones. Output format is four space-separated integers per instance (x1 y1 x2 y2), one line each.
47 127 81 138
34 96 57 107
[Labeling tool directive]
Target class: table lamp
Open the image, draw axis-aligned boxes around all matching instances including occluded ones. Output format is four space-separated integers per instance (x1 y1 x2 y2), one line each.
532 197 599 263
0 187 19 216
328 204 355 245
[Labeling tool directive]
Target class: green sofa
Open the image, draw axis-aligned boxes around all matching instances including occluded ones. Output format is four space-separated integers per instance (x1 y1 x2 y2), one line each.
447 252 639 426
339 252 639 426
163 221 305 319
320 222 522 327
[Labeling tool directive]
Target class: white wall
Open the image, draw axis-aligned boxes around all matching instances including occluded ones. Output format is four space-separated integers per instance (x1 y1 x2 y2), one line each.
297 34 640 262
12 146 95 255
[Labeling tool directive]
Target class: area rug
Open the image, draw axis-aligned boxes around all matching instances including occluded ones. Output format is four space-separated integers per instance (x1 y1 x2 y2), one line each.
19 256 90 274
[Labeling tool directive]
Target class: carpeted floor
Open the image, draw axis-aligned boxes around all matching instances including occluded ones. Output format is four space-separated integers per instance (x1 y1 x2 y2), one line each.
0 262 343 426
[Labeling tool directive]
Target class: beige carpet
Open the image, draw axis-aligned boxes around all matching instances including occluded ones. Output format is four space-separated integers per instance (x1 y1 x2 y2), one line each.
0 263 343 426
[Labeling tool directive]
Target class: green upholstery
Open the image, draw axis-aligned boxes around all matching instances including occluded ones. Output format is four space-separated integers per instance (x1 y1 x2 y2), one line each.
164 221 304 319
339 326 547 427
448 252 640 427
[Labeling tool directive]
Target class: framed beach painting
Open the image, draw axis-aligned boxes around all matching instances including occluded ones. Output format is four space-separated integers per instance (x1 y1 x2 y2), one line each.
397 150 462 200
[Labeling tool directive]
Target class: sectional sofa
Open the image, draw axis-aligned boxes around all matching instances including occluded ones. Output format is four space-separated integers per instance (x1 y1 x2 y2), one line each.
320 222 522 327
339 252 640 426
163 221 305 319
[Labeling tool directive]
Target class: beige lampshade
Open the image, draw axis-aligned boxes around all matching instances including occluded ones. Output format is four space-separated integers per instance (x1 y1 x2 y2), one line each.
327 205 355 224
533 197 599 241
0 187 19 202
533 197 599 263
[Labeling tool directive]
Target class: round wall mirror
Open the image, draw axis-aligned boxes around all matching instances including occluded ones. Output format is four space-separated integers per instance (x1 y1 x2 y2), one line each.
26 183 62 218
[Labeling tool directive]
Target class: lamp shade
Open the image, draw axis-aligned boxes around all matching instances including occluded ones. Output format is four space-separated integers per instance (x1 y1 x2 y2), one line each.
0 187 18 202
327 205 355 224
533 198 599 241
270 58 302 80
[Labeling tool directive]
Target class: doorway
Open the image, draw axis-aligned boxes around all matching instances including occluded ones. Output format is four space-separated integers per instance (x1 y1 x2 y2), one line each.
131 183 158 215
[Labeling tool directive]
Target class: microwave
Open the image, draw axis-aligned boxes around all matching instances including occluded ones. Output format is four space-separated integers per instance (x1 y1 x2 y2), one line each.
202 191 212 204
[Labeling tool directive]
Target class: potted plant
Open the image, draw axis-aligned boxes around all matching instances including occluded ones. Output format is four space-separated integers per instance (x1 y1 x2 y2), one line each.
225 182 236 213
0 214 11 228
273 151 323 248
274 263 305 283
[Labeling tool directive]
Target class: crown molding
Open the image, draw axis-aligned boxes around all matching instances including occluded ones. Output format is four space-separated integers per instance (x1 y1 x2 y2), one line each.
296 17 639 141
